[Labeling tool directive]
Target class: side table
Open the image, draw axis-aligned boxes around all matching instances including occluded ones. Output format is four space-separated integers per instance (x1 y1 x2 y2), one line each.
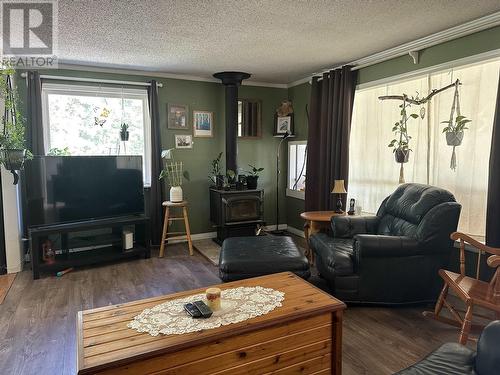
300 211 346 264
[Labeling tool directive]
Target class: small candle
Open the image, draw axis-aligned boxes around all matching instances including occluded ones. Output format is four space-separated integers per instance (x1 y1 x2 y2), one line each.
206 287 221 311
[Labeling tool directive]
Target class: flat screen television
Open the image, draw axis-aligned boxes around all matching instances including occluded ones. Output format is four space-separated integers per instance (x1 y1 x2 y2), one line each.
24 156 145 226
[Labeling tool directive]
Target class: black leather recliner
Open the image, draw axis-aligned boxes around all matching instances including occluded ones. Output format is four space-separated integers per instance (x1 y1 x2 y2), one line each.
310 183 462 304
395 320 500 374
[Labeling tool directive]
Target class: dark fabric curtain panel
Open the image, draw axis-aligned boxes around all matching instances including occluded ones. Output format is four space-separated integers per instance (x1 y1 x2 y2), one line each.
26 71 45 155
486 75 500 248
148 80 163 246
305 66 357 211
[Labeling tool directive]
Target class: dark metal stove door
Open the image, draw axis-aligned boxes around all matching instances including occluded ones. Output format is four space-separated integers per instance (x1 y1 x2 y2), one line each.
222 196 261 223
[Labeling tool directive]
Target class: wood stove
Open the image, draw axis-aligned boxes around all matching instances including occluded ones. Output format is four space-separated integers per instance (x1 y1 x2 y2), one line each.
210 188 264 244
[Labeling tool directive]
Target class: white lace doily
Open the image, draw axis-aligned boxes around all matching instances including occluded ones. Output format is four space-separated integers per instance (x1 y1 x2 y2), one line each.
127 286 285 336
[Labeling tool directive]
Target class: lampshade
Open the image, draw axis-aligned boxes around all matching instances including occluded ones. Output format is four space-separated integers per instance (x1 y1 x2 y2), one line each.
331 180 347 194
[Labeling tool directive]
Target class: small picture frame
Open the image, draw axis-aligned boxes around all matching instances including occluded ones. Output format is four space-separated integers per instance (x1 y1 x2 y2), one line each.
275 114 294 135
175 134 193 149
168 104 189 129
193 110 214 138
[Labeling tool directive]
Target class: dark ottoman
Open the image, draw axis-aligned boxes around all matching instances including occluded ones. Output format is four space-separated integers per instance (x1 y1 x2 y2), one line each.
219 236 311 282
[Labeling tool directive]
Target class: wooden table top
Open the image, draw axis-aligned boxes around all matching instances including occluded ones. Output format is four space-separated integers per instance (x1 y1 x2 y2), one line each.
77 272 345 374
300 211 346 222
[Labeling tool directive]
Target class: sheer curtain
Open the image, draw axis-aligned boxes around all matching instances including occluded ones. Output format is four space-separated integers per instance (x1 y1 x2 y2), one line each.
429 60 500 237
349 76 429 214
349 58 500 238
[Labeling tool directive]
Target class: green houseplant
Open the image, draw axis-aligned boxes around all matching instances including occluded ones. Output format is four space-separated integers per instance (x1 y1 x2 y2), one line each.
442 115 471 146
0 66 32 184
159 148 190 202
120 123 130 141
246 164 264 189
208 151 224 189
388 98 419 164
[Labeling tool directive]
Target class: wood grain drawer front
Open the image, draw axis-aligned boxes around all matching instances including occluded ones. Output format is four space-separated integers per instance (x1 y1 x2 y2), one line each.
97 313 332 375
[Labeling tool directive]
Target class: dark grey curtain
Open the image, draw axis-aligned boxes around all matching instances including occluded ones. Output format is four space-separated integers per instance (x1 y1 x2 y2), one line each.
26 71 45 155
486 74 500 248
305 66 357 211
148 80 163 246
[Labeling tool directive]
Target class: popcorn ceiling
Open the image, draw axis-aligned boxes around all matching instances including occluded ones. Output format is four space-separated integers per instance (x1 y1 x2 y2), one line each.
56 0 500 84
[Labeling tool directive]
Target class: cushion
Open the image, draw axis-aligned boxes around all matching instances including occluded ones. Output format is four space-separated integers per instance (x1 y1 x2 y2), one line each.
310 233 354 276
219 236 310 282
383 183 456 225
395 343 476 375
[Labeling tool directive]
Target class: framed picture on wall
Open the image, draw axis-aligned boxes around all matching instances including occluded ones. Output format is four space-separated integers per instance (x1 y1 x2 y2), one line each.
168 104 189 129
193 110 214 137
175 134 193 149
275 114 294 135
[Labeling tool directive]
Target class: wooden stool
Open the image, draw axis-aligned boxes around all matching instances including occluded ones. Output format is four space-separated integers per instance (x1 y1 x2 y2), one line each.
159 201 193 257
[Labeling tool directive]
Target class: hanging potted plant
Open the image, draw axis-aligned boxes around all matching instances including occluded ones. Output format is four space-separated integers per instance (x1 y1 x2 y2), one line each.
159 148 190 202
208 151 224 189
442 115 470 146
388 97 419 183
441 82 470 170
245 164 264 189
120 123 130 141
0 66 32 184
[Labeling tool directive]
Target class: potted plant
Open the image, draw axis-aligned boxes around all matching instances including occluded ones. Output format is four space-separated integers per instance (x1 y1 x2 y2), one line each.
159 148 190 202
442 115 470 146
120 123 130 141
388 98 419 164
0 66 32 184
246 164 264 189
208 152 224 189
226 169 236 190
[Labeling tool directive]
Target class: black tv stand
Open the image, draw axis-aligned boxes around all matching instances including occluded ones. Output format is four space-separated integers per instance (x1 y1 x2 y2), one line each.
29 215 150 279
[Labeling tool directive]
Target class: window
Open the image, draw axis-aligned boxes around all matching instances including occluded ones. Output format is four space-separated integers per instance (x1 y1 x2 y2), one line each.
287 140 307 199
349 58 500 239
41 83 151 185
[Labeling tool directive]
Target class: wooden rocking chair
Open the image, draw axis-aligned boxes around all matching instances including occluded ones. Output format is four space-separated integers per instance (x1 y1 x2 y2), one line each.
423 232 500 344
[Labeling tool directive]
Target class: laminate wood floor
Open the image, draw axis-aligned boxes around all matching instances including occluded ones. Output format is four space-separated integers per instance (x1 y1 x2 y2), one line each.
0 243 467 375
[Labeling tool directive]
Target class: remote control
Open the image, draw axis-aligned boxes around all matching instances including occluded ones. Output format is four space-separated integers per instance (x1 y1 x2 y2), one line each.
184 303 202 318
193 300 213 318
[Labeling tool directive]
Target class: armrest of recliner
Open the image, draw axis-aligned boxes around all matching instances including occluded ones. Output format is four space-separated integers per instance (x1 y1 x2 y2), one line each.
353 234 420 258
331 215 380 238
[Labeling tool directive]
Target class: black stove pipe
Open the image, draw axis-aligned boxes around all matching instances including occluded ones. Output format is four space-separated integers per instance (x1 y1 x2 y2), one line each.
213 71 251 173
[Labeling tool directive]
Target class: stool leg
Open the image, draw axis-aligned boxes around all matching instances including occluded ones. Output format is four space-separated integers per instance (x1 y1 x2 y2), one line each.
159 207 170 258
183 206 193 256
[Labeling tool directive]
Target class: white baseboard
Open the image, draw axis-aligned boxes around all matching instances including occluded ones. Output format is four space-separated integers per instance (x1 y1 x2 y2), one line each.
264 224 288 231
168 231 216 244
286 226 305 238
168 223 301 244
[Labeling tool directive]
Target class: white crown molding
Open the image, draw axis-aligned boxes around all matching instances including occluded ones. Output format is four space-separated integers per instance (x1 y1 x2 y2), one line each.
287 11 500 88
356 48 500 91
57 62 288 89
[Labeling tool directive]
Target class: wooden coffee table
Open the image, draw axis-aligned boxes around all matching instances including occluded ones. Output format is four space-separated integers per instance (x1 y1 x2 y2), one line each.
77 272 345 374
301 211 346 263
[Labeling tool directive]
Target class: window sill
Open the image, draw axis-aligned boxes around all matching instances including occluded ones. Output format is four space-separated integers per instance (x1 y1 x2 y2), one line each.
286 189 305 200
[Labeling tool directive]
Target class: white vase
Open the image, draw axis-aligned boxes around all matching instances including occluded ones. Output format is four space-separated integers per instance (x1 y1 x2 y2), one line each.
170 186 183 202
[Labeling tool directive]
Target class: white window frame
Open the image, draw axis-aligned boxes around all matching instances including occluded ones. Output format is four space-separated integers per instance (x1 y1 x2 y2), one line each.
287 140 307 200
41 83 152 186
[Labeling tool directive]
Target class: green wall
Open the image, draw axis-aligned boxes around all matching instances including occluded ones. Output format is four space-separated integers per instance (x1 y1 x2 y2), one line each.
17 69 288 235
16 25 500 235
285 25 500 232
358 26 500 84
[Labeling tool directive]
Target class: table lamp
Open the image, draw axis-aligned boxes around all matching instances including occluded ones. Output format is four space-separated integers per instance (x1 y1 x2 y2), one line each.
331 180 347 213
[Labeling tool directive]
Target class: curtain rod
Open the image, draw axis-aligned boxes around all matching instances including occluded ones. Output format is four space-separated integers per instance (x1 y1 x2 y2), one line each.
19 73 163 87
